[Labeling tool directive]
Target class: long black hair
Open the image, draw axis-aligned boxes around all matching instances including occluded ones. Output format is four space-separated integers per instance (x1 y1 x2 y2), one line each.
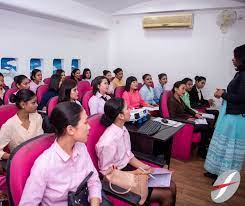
49 74 61 92
194 76 206 82
125 76 137 92
234 44 245 70
71 69 81 81
30 69 41 81
58 79 77 103
172 81 185 93
50 102 83 137
101 98 125 127
14 75 28 86
82 68 91 80
91 76 109 95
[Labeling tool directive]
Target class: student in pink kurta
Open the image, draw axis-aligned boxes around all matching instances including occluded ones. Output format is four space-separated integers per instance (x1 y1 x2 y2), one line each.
29 69 43 93
122 76 149 109
0 89 43 160
20 102 101 206
96 98 176 206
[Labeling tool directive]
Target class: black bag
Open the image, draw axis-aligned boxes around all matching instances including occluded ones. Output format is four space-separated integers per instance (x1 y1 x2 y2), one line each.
68 171 112 206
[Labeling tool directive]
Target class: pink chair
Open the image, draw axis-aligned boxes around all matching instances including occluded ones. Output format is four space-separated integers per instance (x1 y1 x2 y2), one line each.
6 133 56 206
82 90 93 116
36 84 48 104
65 75 71 80
114 86 125 98
43 78 51 85
160 91 201 160
11 81 17 89
47 96 58 117
77 81 92 102
0 104 18 128
138 83 143 90
3 88 18 105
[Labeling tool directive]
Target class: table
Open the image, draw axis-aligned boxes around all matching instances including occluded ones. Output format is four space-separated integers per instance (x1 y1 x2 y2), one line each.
126 119 184 168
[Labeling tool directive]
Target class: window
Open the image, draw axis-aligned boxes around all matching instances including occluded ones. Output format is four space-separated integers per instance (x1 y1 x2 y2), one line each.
71 59 81 70
53 59 64 74
30 58 43 74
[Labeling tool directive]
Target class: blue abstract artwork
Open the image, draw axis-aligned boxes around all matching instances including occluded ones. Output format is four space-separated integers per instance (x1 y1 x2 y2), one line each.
1 58 17 72
53 59 63 74
30 58 42 73
71 59 80 70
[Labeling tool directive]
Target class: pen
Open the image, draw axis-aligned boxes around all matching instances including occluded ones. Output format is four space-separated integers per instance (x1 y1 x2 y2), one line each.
139 167 156 179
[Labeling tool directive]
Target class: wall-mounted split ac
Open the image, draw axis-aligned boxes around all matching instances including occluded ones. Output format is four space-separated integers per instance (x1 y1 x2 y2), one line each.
143 13 193 29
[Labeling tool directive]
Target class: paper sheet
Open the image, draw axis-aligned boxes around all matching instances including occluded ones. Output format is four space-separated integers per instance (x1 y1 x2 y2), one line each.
142 106 159 111
148 168 172 187
153 117 182 128
201 113 215 119
195 118 208 125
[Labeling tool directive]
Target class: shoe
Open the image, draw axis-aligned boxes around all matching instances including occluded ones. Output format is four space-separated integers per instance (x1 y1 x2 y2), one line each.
204 172 218 179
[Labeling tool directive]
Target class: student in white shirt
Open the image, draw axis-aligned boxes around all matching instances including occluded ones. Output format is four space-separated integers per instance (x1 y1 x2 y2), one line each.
88 76 111 115
0 89 43 160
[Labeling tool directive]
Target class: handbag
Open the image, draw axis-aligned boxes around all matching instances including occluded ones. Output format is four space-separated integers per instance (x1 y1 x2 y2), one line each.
68 171 112 206
105 168 149 205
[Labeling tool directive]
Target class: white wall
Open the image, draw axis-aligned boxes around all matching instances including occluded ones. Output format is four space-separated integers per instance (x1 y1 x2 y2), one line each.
109 9 245 100
0 9 109 86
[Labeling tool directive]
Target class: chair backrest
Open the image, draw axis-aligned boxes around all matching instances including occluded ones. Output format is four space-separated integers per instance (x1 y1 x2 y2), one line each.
43 78 51 85
7 133 56 206
82 90 93 116
114 86 125 98
86 114 106 171
11 81 17 89
65 75 71 80
3 88 18 105
159 90 172 118
47 96 59 117
36 84 48 104
0 104 18 128
77 81 92 102
137 83 143 90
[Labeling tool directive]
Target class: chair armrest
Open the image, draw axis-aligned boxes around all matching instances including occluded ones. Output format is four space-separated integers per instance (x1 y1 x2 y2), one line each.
168 117 195 125
102 179 141 205
133 151 165 167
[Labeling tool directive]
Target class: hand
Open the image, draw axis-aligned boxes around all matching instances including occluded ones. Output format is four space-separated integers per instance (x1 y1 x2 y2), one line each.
195 114 202 119
208 99 214 106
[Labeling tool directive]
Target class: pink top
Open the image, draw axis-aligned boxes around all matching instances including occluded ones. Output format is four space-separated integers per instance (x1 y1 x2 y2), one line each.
30 81 44 93
95 124 134 175
19 141 102 206
122 90 149 109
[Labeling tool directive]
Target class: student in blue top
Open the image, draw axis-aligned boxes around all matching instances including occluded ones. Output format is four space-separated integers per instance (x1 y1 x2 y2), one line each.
154 73 168 103
139 74 157 106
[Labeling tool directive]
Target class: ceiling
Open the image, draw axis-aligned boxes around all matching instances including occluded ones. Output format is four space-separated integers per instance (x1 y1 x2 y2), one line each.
73 0 245 14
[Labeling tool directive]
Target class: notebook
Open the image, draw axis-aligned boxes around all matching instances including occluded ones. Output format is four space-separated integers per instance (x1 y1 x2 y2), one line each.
148 168 172 188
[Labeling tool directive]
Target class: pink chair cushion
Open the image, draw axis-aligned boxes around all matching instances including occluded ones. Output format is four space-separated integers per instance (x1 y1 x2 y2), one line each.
36 84 48 104
11 82 17 89
3 88 18 105
82 90 93 117
7 134 56 206
47 96 58 117
114 86 125 98
192 132 201 143
137 83 143 90
77 81 92 102
43 78 51 85
159 90 171 118
0 104 18 127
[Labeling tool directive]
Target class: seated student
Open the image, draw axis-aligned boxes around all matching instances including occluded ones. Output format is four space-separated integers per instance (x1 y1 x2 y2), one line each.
181 78 198 112
168 81 210 158
9 75 30 103
38 74 61 111
96 98 176 206
88 76 111 115
0 73 9 105
122 76 149 109
19 102 102 206
82 68 92 84
140 74 157 106
58 79 81 105
0 89 43 160
103 70 114 95
29 69 43 93
55 69 66 82
71 69 81 83
112 68 125 89
154 73 168 103
189 76 214 108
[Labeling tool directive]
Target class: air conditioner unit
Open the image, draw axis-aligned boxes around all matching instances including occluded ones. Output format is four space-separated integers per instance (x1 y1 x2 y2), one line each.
143 13 193 29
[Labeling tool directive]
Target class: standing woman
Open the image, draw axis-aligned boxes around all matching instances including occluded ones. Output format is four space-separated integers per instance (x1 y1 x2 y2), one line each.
204 44 245 177
103 70 114 95
96 98 176 206
71 69 81 83
30 69 43 93
58 79 81 105
20 102 102 206
82 68 92 84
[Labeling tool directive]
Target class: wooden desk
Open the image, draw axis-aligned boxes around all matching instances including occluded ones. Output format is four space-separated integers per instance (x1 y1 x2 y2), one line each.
126 121 184 168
